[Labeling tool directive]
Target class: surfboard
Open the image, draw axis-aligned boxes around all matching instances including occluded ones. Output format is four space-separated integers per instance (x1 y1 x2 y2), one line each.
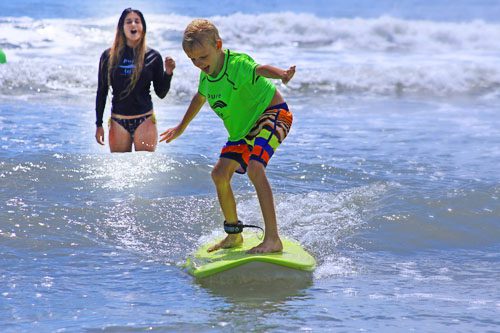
185 232 316 278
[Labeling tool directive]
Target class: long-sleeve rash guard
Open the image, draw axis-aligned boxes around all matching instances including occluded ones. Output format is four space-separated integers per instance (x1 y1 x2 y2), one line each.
95 46 172 126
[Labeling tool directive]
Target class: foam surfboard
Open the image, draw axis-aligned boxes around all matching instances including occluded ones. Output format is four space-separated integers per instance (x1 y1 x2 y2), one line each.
185 232 316 278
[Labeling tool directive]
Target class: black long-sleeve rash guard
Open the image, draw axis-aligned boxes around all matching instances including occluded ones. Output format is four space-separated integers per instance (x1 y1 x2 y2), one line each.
95 46 172 127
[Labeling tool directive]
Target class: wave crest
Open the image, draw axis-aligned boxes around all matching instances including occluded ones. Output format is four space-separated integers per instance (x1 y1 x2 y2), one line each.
1 14 500 99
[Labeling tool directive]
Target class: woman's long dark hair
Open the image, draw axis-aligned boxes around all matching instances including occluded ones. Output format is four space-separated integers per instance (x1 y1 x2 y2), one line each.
107 8 147 99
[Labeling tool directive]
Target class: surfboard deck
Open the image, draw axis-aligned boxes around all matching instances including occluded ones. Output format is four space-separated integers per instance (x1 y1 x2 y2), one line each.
185 232 316 278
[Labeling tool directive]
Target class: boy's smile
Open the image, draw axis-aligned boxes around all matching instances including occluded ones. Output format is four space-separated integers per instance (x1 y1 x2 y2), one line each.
187 40 225 77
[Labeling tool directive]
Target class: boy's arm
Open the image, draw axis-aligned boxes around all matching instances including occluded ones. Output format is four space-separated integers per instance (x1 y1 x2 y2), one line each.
256 65 296 84
159 92 206 143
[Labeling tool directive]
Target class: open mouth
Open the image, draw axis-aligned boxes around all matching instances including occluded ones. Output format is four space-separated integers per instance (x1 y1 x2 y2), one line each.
130 29 138 35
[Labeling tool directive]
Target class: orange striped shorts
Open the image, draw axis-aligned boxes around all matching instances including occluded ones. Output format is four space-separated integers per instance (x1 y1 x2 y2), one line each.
220 102 293 174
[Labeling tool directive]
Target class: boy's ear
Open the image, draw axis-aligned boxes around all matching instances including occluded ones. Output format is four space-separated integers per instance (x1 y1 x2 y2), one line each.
216 39 222 50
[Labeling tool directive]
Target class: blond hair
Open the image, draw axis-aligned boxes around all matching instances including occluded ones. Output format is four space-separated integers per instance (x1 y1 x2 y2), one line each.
182 19 221 53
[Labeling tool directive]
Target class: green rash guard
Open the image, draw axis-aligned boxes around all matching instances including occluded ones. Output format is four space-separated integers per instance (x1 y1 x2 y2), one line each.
197 49 276 141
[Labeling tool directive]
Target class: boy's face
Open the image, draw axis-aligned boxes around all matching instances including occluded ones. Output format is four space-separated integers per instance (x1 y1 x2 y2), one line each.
186 40 223 77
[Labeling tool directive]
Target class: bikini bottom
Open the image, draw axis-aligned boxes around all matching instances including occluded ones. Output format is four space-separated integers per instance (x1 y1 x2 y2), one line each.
110 114 155 136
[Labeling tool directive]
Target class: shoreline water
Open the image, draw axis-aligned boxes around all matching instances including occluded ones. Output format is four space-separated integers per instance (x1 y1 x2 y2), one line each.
1 1 499 332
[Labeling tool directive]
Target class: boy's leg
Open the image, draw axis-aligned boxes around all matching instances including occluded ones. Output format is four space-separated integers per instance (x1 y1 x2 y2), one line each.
246 160 283 253
207 157 243 252
243 105 293 253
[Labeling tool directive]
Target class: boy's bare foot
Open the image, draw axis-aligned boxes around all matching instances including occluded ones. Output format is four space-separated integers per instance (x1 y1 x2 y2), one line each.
247 237 283 254
207 234 243 252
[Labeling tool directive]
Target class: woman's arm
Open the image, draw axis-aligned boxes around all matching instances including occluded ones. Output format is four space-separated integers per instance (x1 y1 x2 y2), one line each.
153 52 175 98
95 51 109 127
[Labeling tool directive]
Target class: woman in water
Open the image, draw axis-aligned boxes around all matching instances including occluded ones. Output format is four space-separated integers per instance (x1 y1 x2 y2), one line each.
95 8 175 152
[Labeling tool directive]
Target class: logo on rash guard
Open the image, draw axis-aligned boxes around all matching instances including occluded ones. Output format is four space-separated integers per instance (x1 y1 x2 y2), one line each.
211 100 227 118
120 58 135 75
212 100 227 109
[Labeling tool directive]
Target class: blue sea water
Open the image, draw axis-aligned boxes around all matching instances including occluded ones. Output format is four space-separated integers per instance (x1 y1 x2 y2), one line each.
1 0 500 332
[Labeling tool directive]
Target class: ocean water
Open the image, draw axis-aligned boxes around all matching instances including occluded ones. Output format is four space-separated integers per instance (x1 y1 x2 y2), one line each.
1 1 500 332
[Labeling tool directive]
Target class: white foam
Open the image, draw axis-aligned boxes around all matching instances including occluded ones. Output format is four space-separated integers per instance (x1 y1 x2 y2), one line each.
2 13 499 98
232 183 390 278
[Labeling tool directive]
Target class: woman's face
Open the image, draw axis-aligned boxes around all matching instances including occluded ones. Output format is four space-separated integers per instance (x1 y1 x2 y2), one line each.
123 12 143 47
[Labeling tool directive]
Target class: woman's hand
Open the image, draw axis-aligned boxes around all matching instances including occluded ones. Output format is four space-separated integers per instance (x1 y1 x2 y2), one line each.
95 126 105 145
164 56 176 75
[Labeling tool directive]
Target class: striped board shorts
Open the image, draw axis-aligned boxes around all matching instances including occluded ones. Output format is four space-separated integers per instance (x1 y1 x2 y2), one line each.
220 102 293 174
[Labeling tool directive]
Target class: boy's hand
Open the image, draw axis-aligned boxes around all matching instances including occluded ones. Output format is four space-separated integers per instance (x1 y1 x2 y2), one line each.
282 65 296 85
160 125 183 143
165 56 176 75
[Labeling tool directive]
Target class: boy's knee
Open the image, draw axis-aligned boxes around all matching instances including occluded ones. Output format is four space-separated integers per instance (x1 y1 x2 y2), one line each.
247 160 266 182
211 166 231 185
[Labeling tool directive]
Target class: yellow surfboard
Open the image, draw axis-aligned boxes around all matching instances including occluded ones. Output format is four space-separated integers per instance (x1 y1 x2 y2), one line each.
185 233 316 278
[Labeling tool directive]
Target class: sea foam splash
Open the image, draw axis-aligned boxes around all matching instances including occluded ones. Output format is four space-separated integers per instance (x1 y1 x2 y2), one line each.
1 13 500 98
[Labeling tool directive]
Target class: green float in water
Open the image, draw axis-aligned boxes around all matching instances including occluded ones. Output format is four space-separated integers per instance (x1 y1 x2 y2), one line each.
185 232 316 279
0 49 6 64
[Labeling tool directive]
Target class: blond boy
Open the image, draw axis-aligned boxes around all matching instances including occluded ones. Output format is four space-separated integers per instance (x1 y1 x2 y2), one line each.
160 19 295 253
